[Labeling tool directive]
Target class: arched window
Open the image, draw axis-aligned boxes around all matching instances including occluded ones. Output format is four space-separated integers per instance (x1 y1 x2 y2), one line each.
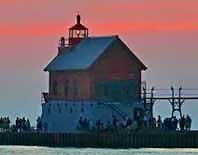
52 80 58 95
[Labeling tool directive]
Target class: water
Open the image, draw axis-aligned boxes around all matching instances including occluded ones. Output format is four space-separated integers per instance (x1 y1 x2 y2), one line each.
0 146 198 155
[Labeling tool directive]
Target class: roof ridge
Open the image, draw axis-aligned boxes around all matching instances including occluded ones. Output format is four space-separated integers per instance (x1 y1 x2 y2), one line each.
88 35 118 39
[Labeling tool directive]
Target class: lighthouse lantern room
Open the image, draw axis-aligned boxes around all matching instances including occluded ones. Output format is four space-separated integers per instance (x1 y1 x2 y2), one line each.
68 14 88 46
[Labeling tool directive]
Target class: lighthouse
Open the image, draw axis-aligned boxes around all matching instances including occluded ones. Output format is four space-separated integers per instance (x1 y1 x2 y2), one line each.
41 14 147 133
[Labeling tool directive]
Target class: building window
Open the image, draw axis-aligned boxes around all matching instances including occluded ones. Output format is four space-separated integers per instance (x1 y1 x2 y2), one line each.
72 79 78 98
52 80 58 95
64 80 69 97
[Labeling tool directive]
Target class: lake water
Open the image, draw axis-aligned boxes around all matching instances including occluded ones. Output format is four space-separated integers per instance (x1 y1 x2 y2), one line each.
0 146 198 155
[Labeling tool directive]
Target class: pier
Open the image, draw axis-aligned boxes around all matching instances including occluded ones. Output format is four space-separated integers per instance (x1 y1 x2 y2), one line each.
0 130 198 148
142 86 198 119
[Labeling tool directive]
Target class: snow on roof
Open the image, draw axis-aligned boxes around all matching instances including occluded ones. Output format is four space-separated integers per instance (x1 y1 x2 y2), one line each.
44 35 118 71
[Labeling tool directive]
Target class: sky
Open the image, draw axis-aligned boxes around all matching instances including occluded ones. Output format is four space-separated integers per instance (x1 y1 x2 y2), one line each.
0 0 198 128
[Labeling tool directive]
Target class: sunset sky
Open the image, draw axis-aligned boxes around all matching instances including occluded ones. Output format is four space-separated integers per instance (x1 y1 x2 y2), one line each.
0 0 198 128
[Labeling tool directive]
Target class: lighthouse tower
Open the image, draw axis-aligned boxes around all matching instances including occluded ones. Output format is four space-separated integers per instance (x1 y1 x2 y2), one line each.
41 14 147 133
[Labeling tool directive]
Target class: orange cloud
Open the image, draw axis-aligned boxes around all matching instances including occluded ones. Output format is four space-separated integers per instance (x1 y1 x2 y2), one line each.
0 22 198 37
0 23 65 36
90 22 198 34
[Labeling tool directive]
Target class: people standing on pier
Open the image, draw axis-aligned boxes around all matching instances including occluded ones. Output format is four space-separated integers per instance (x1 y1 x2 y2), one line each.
77 116 91 130
163 117 171 130
153 115 192 131
172 116 178 130
179 115 185 131
156 115 162 128
112 116 118 129
14 117 32 132
163 116 178 130
36 116 42 131
15 117 21 132
151 118 157 128
0 117 10 131
75 113 192 132
122 117 127 128
96 120 102 130
78 116 83 129
143 115 149 127
126 117 132 127
105 121 112 131
24 118 31 131
185 115 192 131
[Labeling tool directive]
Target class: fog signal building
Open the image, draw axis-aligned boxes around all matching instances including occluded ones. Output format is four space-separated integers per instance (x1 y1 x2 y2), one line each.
41 15 147 132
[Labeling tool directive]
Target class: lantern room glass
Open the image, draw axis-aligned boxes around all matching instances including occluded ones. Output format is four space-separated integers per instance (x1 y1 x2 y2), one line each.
69 29 88 39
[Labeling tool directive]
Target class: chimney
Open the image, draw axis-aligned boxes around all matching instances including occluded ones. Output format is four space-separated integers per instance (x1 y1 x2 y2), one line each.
58 37 70 55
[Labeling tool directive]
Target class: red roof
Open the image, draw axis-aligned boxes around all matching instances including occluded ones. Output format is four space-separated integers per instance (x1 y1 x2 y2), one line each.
69 23 88 30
